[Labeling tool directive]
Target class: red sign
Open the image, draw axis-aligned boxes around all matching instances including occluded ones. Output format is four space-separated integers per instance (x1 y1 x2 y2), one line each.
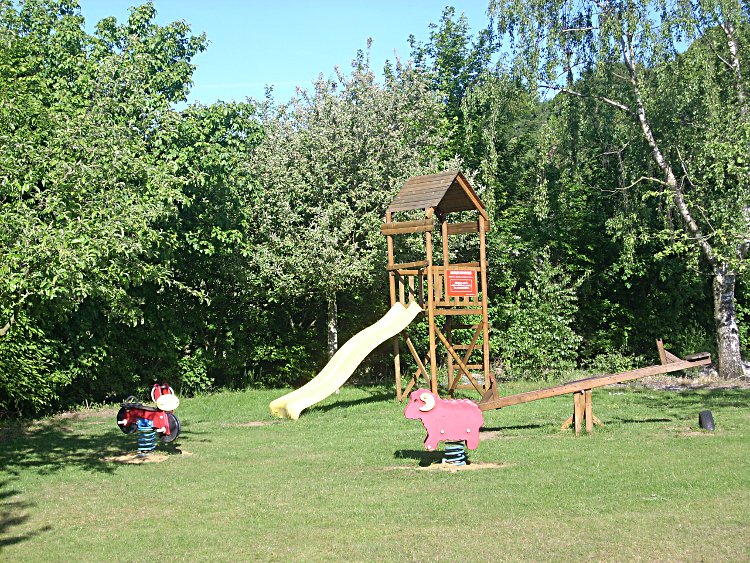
446 270 477 297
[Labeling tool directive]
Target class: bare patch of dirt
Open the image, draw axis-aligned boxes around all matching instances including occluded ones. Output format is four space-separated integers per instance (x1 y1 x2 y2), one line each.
385 461 511 472
222 420 277 428
634 373 750 391
664 425 716 437
479 430 504 441
102 449 192 464
57 408 119 421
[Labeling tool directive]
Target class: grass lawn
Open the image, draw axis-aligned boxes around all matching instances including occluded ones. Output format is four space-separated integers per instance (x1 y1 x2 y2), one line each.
1 380 749 561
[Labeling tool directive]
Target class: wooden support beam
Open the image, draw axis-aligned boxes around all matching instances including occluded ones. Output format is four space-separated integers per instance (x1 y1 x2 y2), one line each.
404 334 430 382
562 389 603 434
433 308 483 316
574 391 583 436
446 221 481 235
436 326 483 395
380 219 433 236
386 260 428 271
585 389 593 434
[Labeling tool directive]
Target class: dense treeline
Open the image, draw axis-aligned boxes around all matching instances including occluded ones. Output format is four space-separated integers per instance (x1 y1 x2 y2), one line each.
1 0 747 415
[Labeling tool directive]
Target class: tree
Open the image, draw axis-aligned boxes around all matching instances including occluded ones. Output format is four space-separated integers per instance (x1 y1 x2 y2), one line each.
409 6 497 159
248 49 447 362
491 0 749 377
0 0 206 412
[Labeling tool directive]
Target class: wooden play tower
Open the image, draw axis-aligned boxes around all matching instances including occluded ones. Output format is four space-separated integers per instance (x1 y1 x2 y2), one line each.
381 170 494 401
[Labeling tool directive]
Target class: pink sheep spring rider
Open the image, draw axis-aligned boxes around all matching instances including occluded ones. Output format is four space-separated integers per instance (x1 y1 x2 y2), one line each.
404 388 484 466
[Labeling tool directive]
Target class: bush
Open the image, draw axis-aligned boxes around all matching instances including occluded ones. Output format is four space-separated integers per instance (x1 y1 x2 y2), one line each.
498 251 583 379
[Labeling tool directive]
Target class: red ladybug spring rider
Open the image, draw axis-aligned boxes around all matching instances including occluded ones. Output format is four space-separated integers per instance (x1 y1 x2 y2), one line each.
116 383 181 454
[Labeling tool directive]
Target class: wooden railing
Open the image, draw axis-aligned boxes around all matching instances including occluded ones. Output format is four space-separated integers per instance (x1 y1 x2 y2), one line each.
430 264 483 309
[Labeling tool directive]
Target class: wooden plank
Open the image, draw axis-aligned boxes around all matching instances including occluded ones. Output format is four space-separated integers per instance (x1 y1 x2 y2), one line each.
404 335 429 381
585 389 593 434
380 221 434 236
387 260 427 271
665 350 682 363
656 339 668 365
574 392 583 436
460 325 483 367
393 335 402 401
388 200 442 213
425 209 437 394
685 351 710 361
447 221 480 235
442 219 449 268
433 308 483 316
399 171 457 188
432 265 481 272
479 216 491 392
479 356 712 411
454 173 489 221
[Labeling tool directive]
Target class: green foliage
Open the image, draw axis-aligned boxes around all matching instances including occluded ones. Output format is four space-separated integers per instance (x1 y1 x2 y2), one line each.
0 314 67 414
177 349 213 395
498 250 583 379
0 0 207 412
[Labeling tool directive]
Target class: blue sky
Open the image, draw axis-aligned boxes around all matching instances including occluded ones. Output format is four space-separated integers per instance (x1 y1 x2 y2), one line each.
77 1 492 105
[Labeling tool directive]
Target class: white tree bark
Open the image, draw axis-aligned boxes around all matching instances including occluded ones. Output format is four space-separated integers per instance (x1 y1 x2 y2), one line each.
327 293 338 360
617 25 744 378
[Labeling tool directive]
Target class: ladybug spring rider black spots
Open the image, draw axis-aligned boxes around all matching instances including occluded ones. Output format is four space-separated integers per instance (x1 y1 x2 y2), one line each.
116 383 181 455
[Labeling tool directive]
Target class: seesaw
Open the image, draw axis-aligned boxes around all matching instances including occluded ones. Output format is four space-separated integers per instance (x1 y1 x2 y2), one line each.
477 339 712 434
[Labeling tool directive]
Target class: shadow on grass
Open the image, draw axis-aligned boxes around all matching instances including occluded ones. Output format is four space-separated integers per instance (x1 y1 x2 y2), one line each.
0 478 51 549
605 417 674 426
481 423 547 432
393 449 444 467
0 415 205 476
306 389 393 414
632 388 749 411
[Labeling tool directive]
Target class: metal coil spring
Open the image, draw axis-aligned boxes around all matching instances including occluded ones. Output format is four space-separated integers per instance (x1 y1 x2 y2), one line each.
442 441 467 466
136 418 157 455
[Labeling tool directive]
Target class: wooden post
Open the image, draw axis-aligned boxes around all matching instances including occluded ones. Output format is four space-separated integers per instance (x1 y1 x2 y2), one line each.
442 217 450 268
479 216 491 394
574 391 584 436
584 389 593 434
446 318 455 396
425 208 437 394
385 211 402 399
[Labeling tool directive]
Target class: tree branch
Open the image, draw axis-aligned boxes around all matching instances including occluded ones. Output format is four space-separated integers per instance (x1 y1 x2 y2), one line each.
616 25 717 266
720 19 747 114
0 313 15 337
543 83 632 113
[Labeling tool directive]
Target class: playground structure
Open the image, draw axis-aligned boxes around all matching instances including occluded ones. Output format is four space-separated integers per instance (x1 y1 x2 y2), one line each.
382 170 492 401
270 169 713 433
269 301 421 420
117 383 181 453
270 170 491 419
478 339 712 434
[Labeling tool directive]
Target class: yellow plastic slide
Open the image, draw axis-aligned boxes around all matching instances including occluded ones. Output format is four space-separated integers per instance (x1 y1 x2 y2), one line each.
269 301 422 420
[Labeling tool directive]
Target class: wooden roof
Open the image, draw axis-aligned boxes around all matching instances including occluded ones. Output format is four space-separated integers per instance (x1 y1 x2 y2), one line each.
387 170 488 219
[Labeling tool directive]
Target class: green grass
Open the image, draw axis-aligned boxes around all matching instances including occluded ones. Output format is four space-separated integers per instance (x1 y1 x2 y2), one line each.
1 381 749 561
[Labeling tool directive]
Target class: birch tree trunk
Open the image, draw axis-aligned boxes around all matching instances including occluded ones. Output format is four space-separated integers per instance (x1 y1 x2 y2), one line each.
327 293 338 360
618 29 745 379
713 268 745 378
